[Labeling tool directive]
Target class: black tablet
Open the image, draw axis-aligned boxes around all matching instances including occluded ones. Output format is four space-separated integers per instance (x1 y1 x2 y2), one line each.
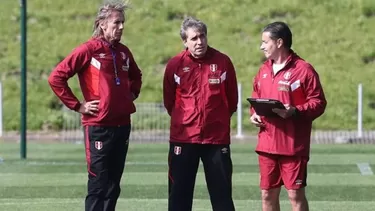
247 98 285 117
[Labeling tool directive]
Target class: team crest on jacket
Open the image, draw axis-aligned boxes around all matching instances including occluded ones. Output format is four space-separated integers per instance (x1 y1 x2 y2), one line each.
210 64 217 72
95 141 103 150
284 71 291 80
174 146 182 155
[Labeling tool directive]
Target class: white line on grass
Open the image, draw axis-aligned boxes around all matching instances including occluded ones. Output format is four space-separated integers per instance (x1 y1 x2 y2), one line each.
356 163 374 175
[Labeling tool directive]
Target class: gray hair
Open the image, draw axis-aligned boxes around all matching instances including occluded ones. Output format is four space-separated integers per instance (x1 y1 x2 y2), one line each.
92 0 130 38
179 16 207 41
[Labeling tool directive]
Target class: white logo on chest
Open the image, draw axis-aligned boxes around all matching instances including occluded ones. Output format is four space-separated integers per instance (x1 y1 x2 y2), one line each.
284 71 291 80
210 64 217 72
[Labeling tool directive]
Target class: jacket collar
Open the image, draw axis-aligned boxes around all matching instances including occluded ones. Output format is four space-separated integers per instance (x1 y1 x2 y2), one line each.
93 37 119 49
264 49 299 69
185 46 214 62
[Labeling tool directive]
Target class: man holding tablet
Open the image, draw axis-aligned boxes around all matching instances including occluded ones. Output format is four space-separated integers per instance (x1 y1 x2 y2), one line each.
249 21 327 211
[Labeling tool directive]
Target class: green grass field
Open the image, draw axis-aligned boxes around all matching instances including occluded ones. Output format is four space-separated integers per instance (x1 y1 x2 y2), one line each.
0 142 374 211
1 0 375 131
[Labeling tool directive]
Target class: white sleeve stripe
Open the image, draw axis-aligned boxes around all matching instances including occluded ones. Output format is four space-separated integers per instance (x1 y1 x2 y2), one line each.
90 57 101 70
220 71 227 83
174 74 180 85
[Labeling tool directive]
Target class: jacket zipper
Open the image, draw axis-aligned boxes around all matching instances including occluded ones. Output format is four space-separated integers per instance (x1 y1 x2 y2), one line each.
269 66 285 153
199 63 204 142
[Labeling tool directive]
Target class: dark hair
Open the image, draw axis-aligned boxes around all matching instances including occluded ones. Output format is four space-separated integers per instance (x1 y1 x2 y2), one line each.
263 21 292 49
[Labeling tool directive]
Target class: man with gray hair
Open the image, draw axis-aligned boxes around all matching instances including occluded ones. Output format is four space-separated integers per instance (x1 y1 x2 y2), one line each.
163 16 238 211
48 1 142 210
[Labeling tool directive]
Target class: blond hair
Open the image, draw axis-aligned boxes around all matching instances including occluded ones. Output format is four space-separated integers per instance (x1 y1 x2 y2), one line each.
92 0 130 38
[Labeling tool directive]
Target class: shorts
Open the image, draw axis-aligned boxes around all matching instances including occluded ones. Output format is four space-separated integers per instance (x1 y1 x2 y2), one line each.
258 152 308 190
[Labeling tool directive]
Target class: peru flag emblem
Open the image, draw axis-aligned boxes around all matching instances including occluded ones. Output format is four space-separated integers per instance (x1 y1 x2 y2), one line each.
174 146 182 155
210 64 217 72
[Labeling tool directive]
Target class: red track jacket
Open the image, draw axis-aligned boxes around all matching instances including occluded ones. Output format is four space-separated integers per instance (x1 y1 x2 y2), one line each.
48 38 142 126
163 47 238 144
251 51 326 156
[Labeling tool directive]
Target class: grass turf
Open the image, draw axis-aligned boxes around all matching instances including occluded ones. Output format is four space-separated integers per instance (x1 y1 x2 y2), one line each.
1 0 375 130
0 142 374 210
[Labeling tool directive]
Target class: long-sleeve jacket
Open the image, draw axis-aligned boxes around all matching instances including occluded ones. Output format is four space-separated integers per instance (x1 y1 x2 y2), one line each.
48 38 142 126
163 47 238 144
251 51 326 156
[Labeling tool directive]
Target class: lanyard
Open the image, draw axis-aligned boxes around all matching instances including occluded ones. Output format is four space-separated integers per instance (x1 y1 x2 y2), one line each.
110 49 120 86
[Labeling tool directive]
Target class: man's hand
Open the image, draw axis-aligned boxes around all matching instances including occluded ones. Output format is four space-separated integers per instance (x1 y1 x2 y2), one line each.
250 113 265 127
78 100 100 116
272 104 296 119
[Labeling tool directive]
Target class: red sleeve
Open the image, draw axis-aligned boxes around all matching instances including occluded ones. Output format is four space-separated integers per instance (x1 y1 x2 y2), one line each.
295 65 327 120
250 69 261 115
127 50 142 98
224 57 238 115
48 44 91 111
163 59 178 116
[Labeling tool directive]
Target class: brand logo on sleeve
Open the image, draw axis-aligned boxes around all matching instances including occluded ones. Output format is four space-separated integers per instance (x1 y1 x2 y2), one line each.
120 52 126 60
122 58 129 71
